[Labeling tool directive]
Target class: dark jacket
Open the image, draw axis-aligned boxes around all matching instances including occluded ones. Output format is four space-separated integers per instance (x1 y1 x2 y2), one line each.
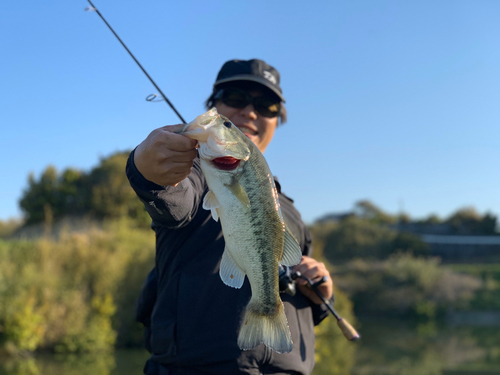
126 150 330 374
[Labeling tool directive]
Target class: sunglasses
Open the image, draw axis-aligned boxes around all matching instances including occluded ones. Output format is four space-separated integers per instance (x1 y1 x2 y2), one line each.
214 88 281 118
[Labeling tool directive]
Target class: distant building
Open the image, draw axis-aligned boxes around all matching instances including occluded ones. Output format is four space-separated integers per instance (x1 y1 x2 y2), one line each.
315 209 500 261
394 222 453 235
420 234 500 261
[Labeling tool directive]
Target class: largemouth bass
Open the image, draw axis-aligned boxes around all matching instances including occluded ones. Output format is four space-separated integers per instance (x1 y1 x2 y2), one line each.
181 108 303 354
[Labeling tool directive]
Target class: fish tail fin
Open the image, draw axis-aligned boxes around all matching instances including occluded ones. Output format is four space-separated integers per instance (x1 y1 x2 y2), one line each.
238 301 293 354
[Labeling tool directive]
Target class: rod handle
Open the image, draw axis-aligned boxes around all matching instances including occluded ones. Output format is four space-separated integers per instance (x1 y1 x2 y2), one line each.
337 318 360 341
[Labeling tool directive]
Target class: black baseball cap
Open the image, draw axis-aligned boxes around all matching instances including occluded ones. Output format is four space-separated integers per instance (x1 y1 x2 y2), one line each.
214 59 285 102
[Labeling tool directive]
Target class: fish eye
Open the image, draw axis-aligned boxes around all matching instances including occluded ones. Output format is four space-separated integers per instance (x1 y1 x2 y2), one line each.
223 121 232 128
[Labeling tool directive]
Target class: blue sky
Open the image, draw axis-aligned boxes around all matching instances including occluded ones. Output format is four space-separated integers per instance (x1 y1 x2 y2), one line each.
1 0 499 224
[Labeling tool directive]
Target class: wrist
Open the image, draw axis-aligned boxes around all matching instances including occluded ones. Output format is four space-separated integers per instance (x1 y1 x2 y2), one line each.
129 149 166 190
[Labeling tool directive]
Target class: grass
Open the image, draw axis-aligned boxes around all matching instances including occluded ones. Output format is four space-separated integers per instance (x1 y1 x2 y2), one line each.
448 263 500 311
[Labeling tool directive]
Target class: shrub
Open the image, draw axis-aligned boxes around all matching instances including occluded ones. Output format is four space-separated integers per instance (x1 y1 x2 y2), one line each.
314 288 357 375
334 253 482 318
0 219 155 354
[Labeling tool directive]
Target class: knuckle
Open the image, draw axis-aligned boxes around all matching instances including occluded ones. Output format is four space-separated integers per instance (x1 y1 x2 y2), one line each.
151 136 165 149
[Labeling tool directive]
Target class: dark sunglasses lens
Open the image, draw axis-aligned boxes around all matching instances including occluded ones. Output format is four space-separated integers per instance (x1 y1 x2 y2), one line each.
255 98 280 118
221 89 280 118
222 90 250 108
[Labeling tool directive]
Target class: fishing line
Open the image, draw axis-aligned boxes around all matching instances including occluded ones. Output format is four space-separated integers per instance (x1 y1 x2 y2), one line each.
86 0 187 124
86 0 358 342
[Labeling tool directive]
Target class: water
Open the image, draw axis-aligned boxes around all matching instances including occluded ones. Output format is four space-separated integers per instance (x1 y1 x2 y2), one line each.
2 317 500 375
0 350 150 375
346 317 500 375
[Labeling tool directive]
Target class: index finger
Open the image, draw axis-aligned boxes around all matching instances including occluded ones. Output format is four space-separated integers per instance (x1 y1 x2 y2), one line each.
158 126 198 151
160 124 186 133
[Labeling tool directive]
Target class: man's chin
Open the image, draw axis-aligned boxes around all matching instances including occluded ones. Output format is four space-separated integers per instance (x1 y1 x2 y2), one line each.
243 133 264 153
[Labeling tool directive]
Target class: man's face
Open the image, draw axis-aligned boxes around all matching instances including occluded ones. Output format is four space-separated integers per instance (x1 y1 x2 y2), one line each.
215 87 279 153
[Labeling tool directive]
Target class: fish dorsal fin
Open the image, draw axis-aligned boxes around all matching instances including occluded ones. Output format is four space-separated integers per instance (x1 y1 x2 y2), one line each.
219 248 246 289
203 190 220 222
280 225 303 266
226 179 251 208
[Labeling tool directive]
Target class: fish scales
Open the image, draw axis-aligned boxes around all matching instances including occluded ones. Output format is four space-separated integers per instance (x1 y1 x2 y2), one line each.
182 108 303 354
211 158 282 306
234 157 282 311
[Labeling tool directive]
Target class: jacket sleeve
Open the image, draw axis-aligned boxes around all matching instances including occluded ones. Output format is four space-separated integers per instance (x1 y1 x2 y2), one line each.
126 149 206 228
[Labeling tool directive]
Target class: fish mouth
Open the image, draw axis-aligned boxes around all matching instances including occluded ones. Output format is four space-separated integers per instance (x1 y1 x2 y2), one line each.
212 157 241 171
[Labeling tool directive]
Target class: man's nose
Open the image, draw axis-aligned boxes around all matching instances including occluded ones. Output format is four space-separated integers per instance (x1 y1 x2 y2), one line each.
240 103 258 120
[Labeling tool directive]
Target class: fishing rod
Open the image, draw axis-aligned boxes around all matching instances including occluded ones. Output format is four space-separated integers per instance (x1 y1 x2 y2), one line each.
85 0 187 124
279 266 360 341
292 272 360 341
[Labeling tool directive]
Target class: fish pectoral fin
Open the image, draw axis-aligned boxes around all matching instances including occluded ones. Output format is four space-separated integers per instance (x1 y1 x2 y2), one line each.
226 179 251 208
219 248 246 289
280 226 303 267
203 190 220 222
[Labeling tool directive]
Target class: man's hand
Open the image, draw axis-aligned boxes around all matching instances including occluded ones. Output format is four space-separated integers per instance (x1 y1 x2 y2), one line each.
134 124 198 187
293 256 333 305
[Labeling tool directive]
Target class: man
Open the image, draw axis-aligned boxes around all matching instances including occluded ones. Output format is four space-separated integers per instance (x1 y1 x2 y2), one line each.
127 59 333 375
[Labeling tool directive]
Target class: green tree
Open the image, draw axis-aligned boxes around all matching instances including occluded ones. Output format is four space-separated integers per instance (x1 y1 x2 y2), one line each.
392 232 430 257
20 166 63 224
19 166 90 225
445 207 498 235
58 168 88 215
87 152 150 226
18 151 150 228
322 216 397 263
416 213 441 225
354 200 397 225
